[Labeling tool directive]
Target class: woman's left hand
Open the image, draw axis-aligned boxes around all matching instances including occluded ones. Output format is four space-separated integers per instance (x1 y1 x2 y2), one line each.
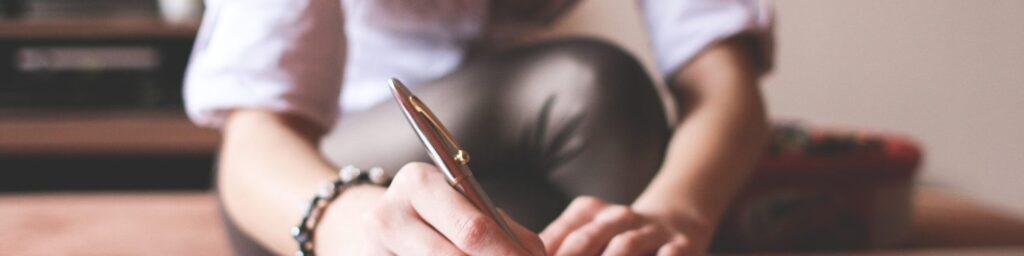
540 196 709 256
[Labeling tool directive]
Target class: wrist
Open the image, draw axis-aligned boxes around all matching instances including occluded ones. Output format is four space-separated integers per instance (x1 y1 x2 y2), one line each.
314 184 386 254
295 165 390 255
632 197 718 243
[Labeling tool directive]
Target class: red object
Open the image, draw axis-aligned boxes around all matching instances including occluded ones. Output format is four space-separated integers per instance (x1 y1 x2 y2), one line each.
712 125 922 252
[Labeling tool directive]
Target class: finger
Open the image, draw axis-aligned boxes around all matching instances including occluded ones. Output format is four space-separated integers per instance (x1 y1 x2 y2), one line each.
600 225 670 256
382 214 466 255
655 237 693 256
540 196 607 254
397 163 529 255
365 198 464 255
656 244 682 256
555 206 643 256
499 208 547 256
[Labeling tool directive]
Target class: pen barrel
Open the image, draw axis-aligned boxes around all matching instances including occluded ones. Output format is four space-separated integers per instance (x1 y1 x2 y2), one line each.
451 175 520 242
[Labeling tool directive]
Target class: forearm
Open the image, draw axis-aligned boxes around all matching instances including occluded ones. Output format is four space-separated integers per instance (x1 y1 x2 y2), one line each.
632 39 769 236
218 109 384 254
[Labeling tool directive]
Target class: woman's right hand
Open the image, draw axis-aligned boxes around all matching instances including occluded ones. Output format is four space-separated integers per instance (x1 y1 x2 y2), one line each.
324 162 547 255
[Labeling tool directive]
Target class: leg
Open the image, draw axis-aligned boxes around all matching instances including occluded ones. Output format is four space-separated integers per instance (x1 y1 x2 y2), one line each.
321 38 670 230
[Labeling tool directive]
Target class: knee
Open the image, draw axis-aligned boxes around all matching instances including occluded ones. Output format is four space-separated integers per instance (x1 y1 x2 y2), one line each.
534 38 650 85
503 38 669 139
521 38 663 119
530 38 657 102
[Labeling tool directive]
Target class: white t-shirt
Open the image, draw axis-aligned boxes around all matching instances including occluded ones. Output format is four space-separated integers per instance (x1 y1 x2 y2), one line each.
184 0 773 129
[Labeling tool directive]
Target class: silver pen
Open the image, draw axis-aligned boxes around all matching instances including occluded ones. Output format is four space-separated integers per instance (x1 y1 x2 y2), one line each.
388 78 519 242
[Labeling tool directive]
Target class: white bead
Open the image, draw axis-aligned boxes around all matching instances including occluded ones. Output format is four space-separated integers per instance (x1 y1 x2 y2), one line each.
369 166 387 184
340 165 360 183
317 180 337 199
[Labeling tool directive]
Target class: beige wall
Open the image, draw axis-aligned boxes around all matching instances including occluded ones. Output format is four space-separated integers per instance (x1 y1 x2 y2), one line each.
765 0 1024 217
544 0 1024 217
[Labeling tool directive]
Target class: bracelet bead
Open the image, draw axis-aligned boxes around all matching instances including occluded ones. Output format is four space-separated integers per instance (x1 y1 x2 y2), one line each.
292 165 391 256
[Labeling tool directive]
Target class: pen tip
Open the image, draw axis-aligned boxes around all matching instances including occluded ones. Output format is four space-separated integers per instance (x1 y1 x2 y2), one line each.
388 78 398 88
388 78 411 95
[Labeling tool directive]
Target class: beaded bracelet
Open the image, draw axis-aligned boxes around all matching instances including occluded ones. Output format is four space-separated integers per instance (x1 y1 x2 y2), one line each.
292 165 391 256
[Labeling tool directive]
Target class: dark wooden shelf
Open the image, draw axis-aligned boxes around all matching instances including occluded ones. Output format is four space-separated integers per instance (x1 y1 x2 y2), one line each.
0 111 219 155
0 17 199 39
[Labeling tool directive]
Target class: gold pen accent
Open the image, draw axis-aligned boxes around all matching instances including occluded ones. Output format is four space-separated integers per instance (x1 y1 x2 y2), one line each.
410 95 471 165
450 172 472 188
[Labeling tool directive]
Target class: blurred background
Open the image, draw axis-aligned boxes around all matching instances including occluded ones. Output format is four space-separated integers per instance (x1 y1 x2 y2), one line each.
1 0 1022 254
0 0 225 253
548 0 1024 219
766 0 1024 219
0 0 214 191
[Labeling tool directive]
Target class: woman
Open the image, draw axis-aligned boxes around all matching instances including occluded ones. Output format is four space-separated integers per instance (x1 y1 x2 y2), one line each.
185 0 773 255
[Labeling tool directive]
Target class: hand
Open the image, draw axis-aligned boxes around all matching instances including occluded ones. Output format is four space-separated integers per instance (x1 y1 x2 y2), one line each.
540 196 706 256
352 162 546 255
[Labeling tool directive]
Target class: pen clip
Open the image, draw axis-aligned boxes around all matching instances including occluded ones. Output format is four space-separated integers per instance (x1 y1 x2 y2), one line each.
409 95 471 166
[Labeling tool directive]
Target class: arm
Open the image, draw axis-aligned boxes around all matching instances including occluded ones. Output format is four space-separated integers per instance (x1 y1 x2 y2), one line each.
186 0 373 252
630 35 769 251
189 0 361 253
539 37 767 256
218 110 385 254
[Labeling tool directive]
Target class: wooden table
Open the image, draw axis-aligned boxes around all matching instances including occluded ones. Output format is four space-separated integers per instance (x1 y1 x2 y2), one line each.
0 191 1021 255
0 192 230 255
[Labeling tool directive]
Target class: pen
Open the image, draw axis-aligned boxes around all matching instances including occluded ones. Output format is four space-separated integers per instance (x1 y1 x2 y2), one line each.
388 78 520 243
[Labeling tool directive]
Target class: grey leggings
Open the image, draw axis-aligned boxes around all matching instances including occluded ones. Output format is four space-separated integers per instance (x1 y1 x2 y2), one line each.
221 38 672 255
